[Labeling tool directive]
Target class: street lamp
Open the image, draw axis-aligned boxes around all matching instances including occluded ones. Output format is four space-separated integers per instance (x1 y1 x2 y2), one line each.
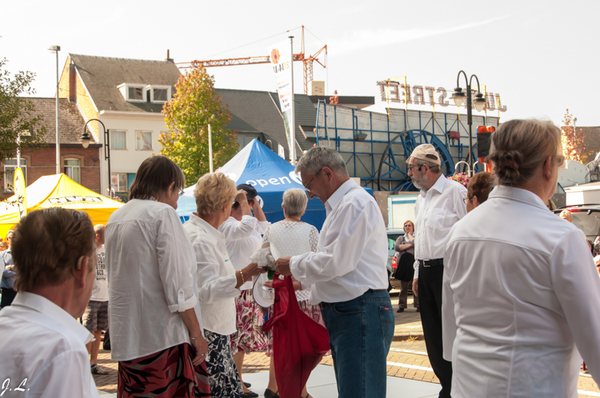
81 119 111 197
48 45 60 174
450 71 486 175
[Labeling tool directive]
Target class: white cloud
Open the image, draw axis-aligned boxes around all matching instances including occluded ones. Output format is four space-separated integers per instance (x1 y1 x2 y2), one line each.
329 15 510 55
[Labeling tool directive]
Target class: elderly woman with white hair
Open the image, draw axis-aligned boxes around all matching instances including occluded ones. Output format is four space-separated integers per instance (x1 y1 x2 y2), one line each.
183 173 267 398
262 188 322 398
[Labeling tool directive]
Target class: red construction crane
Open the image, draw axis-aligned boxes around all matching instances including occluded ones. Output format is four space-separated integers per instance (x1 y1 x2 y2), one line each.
177 26 327 95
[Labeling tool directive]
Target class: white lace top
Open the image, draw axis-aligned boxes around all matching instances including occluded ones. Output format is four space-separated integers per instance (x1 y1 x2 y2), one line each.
263 220 319 302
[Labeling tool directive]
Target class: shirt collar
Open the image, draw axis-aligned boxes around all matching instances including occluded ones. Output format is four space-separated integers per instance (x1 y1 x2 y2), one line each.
188 213 224 245
12 292 93 344
325 179 357 213
420 174 447 197
488 185 549 210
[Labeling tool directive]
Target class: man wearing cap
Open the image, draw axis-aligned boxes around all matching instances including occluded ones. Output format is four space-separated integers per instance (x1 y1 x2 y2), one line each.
408 144 467 398
219 184 269 397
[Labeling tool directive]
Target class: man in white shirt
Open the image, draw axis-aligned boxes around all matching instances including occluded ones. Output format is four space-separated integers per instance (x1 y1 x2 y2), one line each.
275 147 393 398
409 144 467 398
0 208 99 398
83 224 110 375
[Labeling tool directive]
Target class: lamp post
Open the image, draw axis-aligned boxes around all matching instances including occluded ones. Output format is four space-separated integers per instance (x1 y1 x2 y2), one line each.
81 119 111 197
48 45 61 174
450 71 486 175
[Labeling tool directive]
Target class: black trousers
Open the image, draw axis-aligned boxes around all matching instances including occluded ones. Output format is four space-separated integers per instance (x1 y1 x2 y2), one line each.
419 263 452 398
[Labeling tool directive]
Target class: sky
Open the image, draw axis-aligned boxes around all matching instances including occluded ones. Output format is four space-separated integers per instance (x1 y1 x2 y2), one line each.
2 0 599 126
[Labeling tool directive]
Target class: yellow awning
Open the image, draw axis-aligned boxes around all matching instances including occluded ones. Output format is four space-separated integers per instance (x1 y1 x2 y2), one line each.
0 174 124 239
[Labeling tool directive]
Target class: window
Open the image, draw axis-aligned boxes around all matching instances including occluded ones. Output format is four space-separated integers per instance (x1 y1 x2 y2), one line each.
136 131 153 151
117 83 146 102
129 86 144 100
111 173 129 192
3 158 27 191
63 158 81 184
148 85 171 103
111 130 127 150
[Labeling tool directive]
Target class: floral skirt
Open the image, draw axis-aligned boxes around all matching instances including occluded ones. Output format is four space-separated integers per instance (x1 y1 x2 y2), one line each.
204 330 243 398
266 299 325 357
230 290 268 355
117 343 210 397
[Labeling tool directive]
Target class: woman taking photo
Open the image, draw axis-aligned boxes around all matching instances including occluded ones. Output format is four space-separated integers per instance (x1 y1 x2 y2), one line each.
183 173 266 398
106 156 209 397
442 119 600 397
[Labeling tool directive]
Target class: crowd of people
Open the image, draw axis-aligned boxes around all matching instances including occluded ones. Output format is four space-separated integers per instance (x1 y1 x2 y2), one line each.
1 118 600 398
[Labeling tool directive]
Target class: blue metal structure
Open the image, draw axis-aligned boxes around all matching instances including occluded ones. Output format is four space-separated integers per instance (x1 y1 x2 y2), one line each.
314 102 500 191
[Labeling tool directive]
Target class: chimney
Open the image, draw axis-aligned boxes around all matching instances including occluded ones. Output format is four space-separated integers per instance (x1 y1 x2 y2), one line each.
165 49 174 63
69 59 76 102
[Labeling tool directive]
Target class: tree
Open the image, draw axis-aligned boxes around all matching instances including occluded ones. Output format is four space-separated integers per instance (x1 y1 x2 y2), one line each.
160 65 238 184
561 109 592 164
0 58 46 167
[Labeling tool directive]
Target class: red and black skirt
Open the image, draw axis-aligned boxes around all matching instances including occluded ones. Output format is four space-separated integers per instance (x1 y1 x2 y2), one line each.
118 343 210 397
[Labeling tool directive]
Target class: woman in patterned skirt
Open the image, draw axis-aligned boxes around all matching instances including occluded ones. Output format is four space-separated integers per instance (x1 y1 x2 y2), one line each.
184 173 267 398
262 188 324 398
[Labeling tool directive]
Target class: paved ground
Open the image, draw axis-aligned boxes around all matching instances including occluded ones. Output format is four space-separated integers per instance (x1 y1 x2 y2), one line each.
92 294 600 397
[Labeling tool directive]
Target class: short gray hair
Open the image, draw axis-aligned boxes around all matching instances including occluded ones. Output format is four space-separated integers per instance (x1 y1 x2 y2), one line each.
282 188 308 217
296 147 348 177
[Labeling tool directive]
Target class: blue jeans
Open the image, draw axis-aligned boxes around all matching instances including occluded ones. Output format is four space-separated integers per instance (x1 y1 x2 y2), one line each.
321 290 395 398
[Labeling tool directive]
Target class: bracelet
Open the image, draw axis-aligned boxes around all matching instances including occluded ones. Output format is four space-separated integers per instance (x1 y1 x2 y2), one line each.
239 270 245 284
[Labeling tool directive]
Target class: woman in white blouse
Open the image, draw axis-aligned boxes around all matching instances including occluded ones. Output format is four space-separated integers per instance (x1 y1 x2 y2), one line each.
262 188 321 398
443 119 600 397
106 156 208 397
183 173 266 398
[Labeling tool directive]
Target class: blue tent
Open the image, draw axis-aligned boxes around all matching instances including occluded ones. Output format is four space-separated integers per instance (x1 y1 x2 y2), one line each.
177 139 327 229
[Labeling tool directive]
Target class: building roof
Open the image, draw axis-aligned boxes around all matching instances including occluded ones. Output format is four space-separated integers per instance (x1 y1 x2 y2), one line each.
217 88 317 156
69 54 181 114
25 97 89 145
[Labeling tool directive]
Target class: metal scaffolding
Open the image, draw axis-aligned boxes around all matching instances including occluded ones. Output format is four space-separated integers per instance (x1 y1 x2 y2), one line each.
314 102 499 191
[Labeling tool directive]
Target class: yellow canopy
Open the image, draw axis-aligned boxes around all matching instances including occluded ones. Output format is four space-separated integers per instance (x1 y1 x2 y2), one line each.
0 173 124 238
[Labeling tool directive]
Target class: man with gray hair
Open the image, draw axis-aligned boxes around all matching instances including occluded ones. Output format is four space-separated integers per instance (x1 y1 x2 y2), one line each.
275 146 393 398
408 143 467 398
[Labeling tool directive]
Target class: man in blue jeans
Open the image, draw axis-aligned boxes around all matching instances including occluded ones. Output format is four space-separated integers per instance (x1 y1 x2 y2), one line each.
275 147 394 398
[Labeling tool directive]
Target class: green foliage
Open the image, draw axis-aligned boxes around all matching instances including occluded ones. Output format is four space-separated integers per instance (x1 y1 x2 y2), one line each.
160 65 238 185
561 109 592 164
0 58 46 164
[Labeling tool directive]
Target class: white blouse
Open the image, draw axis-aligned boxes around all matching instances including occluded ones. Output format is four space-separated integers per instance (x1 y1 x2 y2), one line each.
443 186 600 397
183 214 239 336
263 220 319 301
106 199 200 361
219 215 270 290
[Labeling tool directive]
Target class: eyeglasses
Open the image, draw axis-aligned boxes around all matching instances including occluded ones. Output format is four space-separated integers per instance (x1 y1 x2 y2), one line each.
555 155 565 168
463 196 473 204
304 168 323 192
407 164 422 172
179 190 185 197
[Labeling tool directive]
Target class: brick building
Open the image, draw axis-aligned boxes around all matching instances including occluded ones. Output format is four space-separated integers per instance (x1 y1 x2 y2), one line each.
0 97 101 200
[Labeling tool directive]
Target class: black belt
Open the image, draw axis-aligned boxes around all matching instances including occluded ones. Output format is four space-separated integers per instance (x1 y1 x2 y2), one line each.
418 258 443 268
